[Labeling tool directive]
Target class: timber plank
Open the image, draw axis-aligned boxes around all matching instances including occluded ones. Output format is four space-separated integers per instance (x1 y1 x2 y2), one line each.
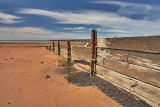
72 46 90 53
72 52 90 62
97 48 128 62
61 49 67 58
97 36 160 53
96 65 160 107
128 52 160 70
97 56 160 88
97 48 160 70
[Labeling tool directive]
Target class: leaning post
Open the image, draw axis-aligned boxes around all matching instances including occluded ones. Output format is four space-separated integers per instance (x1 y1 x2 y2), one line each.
90 29 97 76
67 41 71 65
94 30 97 73
52 41 55 52
49 45 51 51
58 41 61 55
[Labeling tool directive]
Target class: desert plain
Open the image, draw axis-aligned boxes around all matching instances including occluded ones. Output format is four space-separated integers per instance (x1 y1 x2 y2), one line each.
0 43 121 107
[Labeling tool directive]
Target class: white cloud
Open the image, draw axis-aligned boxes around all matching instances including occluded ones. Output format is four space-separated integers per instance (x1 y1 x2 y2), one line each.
18 8 160 36
92 1 160 18
106 29 129 33
17 9 116 25
0 27 53 35
0 12 22 24
0 27 90 40
92 1 151 13
63 27 85 30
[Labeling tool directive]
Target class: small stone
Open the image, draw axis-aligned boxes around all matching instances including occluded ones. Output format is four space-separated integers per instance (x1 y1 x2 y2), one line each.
40 61 44 64
46 75 50 79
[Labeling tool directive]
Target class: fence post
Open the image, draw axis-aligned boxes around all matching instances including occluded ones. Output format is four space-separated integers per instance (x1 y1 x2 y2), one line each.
47 45 49 50
48 45 51 51
52 41 55 52
58 41 61 55
90 29 97 76
95 30 97 73
67 41 71 65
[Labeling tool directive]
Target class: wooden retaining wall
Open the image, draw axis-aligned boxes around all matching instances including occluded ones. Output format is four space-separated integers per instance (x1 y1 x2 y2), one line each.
50 35 160 107
97 36 160 107
53 41 90 64
72 46 90 63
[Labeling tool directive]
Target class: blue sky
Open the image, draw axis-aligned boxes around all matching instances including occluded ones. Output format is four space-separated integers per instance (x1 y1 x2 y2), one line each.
0 0 160 40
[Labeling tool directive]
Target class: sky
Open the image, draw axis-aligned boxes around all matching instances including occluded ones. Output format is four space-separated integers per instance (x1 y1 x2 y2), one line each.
0 0 160 40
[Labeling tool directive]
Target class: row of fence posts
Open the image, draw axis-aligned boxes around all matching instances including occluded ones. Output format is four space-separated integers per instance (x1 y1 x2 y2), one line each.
47 29 97 76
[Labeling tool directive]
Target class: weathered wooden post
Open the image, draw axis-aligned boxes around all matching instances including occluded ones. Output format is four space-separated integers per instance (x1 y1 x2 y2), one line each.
67 41 71 65
90 29 97 76
58 41 61 55
94 30 97 72
52 41 55 52
49 45 51 51
47 45 49 50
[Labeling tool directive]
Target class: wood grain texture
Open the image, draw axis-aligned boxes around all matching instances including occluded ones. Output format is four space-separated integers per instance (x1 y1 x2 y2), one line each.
72 52 90 62
72 46 91 62
97 36 160 53
97 48 160 71
96 65 160 107
61 49 67 58
97 55 160 88
72 46 90 55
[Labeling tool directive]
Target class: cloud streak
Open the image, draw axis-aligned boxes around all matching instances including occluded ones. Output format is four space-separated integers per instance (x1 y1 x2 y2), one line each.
0 27 90 40
92 1 160 19
63 27 85 30
0 12 22 24
93 1 152 13
18 8 160 35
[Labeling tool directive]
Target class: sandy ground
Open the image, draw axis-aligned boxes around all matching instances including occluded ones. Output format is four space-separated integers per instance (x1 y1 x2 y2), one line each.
0 47 122 107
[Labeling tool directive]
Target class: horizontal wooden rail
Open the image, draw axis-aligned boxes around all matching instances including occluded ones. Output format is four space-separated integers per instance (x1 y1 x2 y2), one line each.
97 47 160 55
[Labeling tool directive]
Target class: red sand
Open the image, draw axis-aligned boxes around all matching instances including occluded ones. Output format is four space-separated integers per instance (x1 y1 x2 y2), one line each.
0 46 122 107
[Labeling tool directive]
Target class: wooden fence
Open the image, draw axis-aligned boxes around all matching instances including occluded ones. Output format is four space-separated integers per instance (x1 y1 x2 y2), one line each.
48 30 160 107
96 36 160 107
